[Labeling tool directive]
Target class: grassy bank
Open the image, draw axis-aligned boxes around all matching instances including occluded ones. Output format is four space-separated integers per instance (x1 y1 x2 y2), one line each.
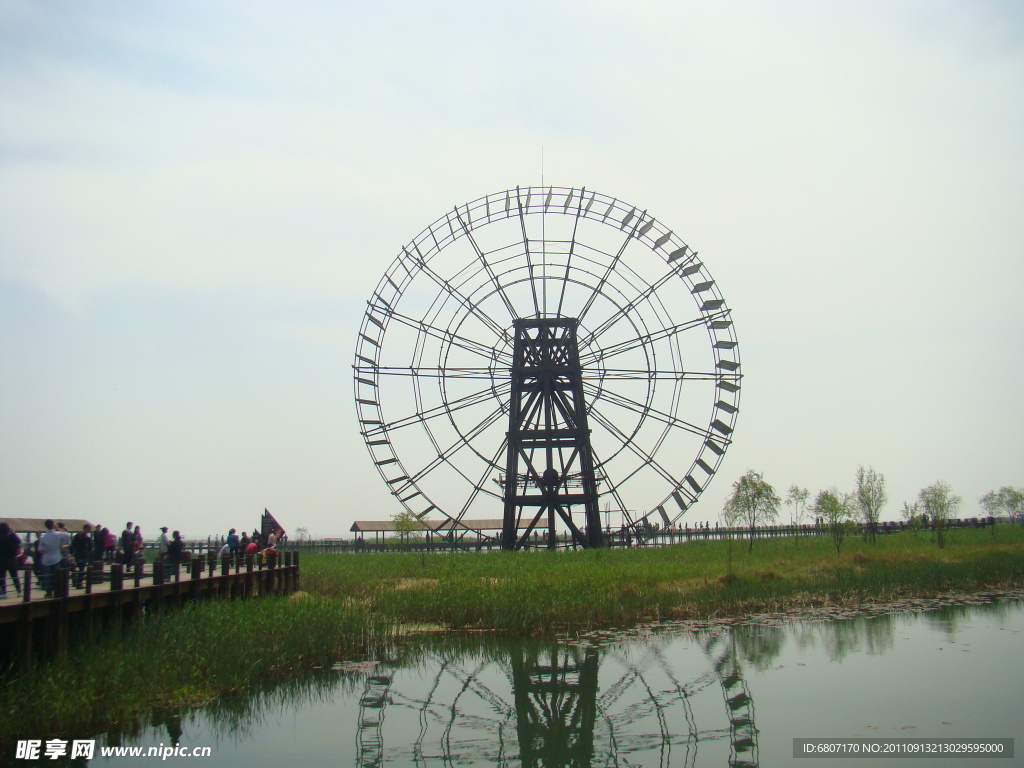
303 526 1024 634
1 594 392 745
3 527 1021 743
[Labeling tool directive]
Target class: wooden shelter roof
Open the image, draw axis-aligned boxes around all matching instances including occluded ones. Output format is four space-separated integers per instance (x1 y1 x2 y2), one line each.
0 517 94 534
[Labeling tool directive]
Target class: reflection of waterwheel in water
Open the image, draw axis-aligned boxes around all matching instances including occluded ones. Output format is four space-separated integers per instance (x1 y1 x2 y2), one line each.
353 187 741 545
354 633 758 767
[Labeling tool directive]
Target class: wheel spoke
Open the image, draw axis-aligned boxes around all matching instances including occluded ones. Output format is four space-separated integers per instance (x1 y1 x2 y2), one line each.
369 366 502 380
397 245 514 348
514 187 542 318
579 312 730 367
581 382 720 442
406 405 507 495
455 435 510 522
589 445 631 524
587 405 682 489
581 369 732 381
577 265 683 350
366 382 509 436
378 307 513 365
574 209 646 325
453 207 521 322
555 188 587 318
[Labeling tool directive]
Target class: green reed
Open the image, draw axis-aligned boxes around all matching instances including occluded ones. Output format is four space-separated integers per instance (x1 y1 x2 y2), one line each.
1 594 392 745
302 526 1024 633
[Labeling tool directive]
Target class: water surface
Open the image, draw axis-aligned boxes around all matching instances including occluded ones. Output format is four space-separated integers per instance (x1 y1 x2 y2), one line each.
89 594 1021 767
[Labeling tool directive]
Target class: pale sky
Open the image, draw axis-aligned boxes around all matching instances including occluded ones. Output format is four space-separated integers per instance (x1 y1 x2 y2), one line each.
2 0 1022 539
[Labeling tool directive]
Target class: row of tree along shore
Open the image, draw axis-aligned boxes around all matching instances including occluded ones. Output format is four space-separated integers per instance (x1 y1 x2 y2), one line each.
724 466 1023 552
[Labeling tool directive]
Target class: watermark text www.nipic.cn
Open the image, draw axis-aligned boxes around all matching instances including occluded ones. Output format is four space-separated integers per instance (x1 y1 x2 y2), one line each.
16 740 213 760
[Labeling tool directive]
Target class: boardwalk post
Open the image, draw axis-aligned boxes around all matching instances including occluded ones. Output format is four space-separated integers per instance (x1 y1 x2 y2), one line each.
220 556 229 598
190 559 202 602
19 602 33 672
131 562 144 619
22 564 31 603
110 564 124 635
172 561 182 607
153 559 164 612
265 555 275 595
82 562 96 640
49 567 71 659
110 563 124 592
245 555 254 599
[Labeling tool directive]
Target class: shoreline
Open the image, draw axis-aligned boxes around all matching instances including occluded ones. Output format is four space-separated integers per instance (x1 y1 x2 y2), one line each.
574 586 1024 643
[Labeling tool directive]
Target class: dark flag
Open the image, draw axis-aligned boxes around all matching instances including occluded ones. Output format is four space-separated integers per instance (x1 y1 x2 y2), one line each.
261 508 284 537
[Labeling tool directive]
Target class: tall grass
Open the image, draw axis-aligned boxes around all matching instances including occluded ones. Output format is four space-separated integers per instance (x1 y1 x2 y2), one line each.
0 595 392 745
302 526 1024 633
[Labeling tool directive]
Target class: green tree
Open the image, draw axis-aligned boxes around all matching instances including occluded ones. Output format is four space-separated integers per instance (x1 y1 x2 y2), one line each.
899 501 920 535
918 481 961 549
979 490 999 519
814 489 856 555
785 485 810 542
723 470 781 552
981 487 1024 531
999 487 1024 525
979 491 1001 539
392 510 425 550
854 465 887 544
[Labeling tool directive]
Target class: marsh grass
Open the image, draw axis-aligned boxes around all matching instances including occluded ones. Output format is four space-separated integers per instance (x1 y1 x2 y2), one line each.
302 527 1024 633
0 595 392 745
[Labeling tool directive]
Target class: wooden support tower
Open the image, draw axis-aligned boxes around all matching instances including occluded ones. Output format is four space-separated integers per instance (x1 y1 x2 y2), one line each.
501 318 603 549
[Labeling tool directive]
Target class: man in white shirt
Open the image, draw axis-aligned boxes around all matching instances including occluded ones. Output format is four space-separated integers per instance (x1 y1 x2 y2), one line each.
37 519 68 598
158 527 170 560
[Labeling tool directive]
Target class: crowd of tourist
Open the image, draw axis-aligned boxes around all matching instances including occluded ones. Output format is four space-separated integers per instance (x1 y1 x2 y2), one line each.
0 520 287 599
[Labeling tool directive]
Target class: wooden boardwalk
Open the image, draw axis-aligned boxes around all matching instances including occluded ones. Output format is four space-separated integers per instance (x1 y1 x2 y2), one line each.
0 552 299 670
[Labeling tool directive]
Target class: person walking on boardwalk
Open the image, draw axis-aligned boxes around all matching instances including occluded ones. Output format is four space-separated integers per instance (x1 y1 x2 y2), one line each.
227 528 239 556
120 522 134 566
38 519 67 598
0 522 23 598
102 527 116 561
91 524 104 561
166 530 184 565
71 524 93 589
157 527 170 561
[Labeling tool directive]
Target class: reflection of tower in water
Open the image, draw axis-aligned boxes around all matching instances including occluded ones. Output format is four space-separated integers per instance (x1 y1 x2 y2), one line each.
353 634 759 767
510 645 599 767
356 674 393 768
703 633 759 768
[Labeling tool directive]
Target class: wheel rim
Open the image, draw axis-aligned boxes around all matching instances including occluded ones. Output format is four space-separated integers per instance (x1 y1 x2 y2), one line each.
354 186 741 536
